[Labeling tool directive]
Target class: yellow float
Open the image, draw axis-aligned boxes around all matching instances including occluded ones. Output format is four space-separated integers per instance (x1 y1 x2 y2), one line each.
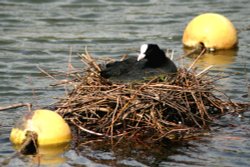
10 109 71 147
182 13 238 50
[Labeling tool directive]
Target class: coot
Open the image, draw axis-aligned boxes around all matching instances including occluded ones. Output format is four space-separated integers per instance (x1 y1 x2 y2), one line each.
101 44 177 82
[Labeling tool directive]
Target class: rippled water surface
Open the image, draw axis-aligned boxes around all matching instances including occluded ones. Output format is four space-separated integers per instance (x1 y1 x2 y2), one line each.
0 0 249 166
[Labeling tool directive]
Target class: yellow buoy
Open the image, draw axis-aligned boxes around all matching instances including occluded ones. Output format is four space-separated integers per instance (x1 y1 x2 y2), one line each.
10 109 71 146
182 13 238 50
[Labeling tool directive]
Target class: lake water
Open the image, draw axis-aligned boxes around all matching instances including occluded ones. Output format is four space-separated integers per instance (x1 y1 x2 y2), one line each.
0 0 249 166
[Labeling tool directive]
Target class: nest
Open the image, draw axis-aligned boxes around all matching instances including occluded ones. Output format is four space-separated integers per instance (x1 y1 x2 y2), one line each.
54 50 245 144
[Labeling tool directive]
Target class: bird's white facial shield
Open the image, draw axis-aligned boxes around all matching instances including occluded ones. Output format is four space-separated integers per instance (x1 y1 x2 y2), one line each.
137 44 148 61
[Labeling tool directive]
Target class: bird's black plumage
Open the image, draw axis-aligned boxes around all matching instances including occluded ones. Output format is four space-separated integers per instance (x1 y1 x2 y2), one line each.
101 44 177 82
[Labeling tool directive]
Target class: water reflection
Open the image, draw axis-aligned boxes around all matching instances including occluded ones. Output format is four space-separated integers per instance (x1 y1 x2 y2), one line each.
183 48 238 69
76 140 187 167
11 144 69 166
31 145 69 166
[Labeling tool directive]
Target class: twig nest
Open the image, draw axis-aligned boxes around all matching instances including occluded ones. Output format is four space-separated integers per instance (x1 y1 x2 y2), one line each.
10 109 71 146
182 13 238 50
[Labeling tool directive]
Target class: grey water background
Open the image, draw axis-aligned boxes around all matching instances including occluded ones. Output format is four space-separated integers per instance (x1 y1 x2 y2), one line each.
0 0 249 166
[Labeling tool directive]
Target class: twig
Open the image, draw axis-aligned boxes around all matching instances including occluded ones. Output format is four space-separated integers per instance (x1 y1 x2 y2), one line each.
175 47 201 61
81 46 101 72
71 119 105 136
37 65 58 81
188 48 206 71
0 103 32 112
196 65 214 77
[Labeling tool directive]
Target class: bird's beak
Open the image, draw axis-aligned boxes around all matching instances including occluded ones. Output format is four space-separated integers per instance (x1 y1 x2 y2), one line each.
137 53 146 61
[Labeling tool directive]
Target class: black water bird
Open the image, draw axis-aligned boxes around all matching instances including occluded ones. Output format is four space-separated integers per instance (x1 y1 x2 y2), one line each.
100 44 177 82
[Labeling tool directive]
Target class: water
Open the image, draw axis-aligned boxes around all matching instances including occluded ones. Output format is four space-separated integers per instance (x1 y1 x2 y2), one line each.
0 0 249 166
